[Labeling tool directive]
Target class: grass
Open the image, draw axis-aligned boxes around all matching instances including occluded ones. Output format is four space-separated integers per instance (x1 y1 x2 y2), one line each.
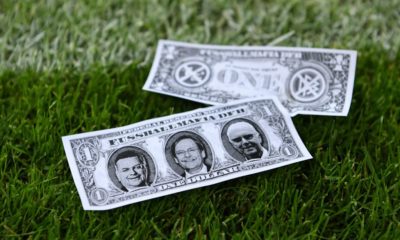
1 0 399 239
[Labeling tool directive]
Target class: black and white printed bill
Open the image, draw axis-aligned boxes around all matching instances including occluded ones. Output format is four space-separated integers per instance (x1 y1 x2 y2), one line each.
143 40 357 116
62 97 312 210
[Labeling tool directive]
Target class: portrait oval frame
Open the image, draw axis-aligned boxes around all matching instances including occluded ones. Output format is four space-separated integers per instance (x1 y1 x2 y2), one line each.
107 146 156 192
221 118 270 162
164 130 214 177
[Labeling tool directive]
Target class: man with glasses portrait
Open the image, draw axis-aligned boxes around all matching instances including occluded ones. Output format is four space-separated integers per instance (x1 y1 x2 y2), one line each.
171 136 210 177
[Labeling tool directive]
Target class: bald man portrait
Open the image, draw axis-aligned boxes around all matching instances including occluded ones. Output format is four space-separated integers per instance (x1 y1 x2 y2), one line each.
226 120 269 161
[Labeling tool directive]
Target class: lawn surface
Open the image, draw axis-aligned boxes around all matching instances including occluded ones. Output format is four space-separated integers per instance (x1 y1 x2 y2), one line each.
1 0 400 239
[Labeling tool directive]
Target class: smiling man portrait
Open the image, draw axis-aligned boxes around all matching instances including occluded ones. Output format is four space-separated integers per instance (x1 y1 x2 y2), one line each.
114 153 148 191
107 146 155 192
171 136 210 177
226 120 269 161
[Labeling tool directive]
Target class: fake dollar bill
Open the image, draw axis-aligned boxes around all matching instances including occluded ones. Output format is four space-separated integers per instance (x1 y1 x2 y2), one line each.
62 97 311 210
143 40 357 116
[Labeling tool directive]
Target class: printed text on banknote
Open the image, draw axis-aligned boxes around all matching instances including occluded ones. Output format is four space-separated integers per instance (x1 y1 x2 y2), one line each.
62 98 311 210
143 40 357 116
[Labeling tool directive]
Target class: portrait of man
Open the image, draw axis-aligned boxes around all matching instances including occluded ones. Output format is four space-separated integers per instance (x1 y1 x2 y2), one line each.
225 119 269 161
108 146 155 192
171 136 210 177
115 153 148 190
165 131 213 178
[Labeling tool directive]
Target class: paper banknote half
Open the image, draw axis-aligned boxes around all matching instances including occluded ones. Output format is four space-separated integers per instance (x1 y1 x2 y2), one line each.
62 97 312 210
143 40 357 116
